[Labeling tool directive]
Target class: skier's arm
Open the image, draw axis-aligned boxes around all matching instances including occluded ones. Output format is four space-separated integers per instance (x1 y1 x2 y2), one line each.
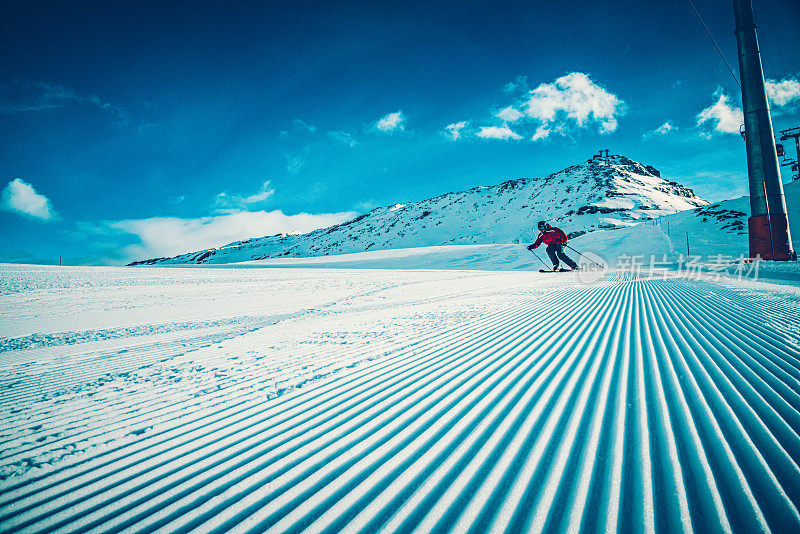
528 232 544 249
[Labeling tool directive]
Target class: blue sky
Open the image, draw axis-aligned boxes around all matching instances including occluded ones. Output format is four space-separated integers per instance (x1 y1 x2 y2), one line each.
1 0 799 265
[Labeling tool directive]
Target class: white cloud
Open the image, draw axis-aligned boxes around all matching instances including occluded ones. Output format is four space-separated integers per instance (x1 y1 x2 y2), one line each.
766 78 800 107
466 72 624 143
495 106 523 122
476 125 523 140
521 72 623 135
327 130 358 147
1 178 58 221
697 91 743 134
531 125 550 141
598 118 618 133
375 111 406 132
214 181 274 212
244 183 273 204
445 121 468 141
697 80 799 136
655 121 675 134
105 209 358 263
644 121 677 138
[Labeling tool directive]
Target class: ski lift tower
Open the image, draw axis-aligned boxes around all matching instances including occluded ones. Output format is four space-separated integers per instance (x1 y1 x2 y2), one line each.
734 0 795 260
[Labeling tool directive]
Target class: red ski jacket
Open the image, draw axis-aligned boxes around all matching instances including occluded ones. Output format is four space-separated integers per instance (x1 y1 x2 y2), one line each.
532 225 568 248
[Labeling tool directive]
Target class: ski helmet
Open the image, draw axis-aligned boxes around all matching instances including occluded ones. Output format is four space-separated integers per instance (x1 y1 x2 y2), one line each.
537 220 547 230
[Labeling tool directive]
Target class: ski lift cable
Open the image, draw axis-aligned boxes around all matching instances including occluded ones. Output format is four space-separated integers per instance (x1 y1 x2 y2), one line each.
686 0 741 88
752 0 778 79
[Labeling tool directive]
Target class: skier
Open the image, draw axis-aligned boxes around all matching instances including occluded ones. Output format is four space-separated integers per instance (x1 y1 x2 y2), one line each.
527 220 579 271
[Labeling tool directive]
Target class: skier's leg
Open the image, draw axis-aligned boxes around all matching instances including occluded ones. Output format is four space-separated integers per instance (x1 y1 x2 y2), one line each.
556 245 578 269
546 245 560 269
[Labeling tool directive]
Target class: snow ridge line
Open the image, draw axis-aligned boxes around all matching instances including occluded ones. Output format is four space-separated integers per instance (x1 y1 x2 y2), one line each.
0 271 504 407
0 288 585 531
325 282 630 534
0 316 271 354
174 285 618 534
0 276 525 459
0 286 572 493
2 278 800 532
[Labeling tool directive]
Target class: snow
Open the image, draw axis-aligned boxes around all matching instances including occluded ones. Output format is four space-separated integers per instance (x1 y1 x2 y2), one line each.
572 179 800 262
193 179 798 281
218 179 800 275
238 244 543 271
3 157 800 530
1 263 800 532
131 154 708 265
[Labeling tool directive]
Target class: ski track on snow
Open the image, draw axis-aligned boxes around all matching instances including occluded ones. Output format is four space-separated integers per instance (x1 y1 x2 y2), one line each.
1 271 800 532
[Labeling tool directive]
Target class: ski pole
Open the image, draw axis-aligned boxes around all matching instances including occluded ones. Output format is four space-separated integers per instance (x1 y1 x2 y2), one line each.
565 245 604 268
527 247 551 269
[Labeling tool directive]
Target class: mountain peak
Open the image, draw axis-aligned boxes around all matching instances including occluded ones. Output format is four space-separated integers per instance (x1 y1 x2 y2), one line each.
130 154 708 265
583 152 660 176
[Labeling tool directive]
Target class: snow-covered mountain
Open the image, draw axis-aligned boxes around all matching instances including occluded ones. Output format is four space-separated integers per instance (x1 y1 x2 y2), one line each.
230 180 798 273
130 154 708 265
572 178 800 260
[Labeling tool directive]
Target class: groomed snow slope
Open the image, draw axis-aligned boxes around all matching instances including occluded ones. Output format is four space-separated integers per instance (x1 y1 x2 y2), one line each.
1 265 800 532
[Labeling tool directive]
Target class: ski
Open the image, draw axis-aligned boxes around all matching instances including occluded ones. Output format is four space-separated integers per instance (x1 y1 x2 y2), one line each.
539 268 572 273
